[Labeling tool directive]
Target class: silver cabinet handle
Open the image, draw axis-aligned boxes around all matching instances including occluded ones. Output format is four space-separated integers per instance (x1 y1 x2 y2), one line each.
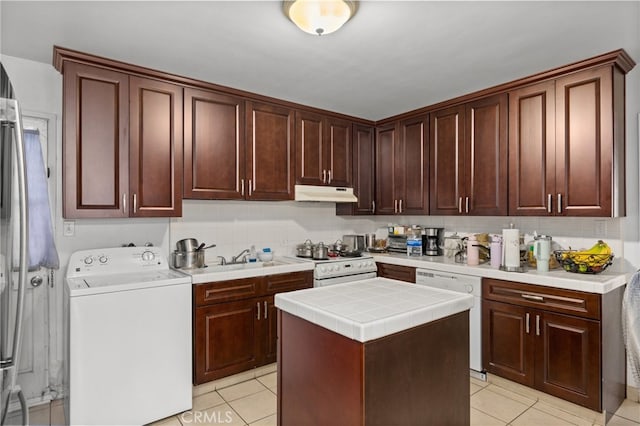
557 193 562 214
458 197 462 213
372 201 376 214
399 199 403 213
547 194 552 214
241 179 245 196
133 193 137 214
465 196 469 213
322 169 327 183
525 312 530 334
257 302 260 320
394 199 398 213
249 179 253 197
521 294 544 302
264 301 268 320
123 193 127 213
328 169 332 184
536 314 541 336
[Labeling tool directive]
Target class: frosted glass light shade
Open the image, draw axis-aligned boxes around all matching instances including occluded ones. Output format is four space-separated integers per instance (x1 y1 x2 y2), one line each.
283 0 358 36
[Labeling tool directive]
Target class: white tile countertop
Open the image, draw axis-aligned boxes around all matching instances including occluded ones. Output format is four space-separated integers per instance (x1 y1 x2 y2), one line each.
373 253 634 294
275 277 474 342
179 256 313 284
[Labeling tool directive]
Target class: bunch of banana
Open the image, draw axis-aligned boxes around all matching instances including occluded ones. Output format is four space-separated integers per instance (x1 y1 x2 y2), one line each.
569 240 612 267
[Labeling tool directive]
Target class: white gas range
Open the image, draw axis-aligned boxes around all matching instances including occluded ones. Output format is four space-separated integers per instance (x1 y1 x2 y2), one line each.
293 255 378 287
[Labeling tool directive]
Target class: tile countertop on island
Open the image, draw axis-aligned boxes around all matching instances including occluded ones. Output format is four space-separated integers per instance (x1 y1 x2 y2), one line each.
275 277 474 342
372 253 633 294
180 256 314 284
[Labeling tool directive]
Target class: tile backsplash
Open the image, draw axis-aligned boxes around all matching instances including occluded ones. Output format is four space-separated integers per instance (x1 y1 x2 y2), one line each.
170 200 624 264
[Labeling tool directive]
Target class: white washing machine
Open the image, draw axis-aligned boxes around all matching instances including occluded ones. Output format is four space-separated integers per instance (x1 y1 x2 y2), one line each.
64 246 192 425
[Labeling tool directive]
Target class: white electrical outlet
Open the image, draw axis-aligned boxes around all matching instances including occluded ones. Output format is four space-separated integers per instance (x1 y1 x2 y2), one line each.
63 221 75 237
594 220 606 237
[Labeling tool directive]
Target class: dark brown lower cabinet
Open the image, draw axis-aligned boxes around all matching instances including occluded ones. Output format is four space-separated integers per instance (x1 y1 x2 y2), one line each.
278 310 469 426
193 271 312 384
482 278 625 418
376 263 416 283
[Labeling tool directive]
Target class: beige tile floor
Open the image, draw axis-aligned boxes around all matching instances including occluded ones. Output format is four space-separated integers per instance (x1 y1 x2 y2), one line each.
150 367 640 426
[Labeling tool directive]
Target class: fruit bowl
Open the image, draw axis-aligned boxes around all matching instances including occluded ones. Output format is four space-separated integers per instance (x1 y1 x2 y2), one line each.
553 250 614 274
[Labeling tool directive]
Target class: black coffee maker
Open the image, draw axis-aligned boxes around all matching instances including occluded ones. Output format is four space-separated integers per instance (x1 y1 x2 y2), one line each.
422 228 444 256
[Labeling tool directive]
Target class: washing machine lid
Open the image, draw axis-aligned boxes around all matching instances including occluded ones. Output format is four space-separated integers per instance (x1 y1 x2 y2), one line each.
67 270 190 296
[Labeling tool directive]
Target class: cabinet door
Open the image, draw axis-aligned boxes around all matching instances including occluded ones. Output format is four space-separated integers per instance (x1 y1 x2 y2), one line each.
482 300 534 386
262 296 278 366
193 299 260 384
376 263 415 283
466 94 508 215
535 311 601 410
508 81 556 216
129 77 183 217
246 102 295 200
400 116 428 214
337 124 375 215
184 88 245 200
429 105 465 215
62 62 129 218
375 123 399 215
295 111 324 185
555 67 614 217
325 117 352 187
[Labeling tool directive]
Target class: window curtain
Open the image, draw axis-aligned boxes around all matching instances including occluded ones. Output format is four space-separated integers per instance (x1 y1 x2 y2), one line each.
23 129 59 270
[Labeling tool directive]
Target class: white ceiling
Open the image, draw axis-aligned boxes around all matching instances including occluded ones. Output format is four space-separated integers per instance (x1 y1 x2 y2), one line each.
1 1 639 121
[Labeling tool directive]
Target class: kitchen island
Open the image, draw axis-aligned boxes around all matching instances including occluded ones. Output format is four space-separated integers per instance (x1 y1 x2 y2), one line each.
275 278 474 426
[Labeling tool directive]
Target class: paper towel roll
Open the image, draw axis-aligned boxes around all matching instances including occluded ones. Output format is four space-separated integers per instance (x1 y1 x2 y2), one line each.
502 229 521 268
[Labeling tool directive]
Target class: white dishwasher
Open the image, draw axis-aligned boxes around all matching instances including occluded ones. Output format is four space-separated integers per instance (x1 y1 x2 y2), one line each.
415 269 485 380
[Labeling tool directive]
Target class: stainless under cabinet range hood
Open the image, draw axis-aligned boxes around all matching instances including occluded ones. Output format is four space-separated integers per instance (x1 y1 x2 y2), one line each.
294 185 357 203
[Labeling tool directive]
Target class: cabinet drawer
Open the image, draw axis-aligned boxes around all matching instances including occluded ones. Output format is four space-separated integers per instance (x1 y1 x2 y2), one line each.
376 263 416 283
194 277 262 306
264 271 313 296
482 278 600 320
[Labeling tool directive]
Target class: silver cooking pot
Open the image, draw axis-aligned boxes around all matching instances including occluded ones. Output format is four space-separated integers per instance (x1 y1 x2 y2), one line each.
296 239 314 258
176 238 199 253
313 242 329 260
172 250 206 269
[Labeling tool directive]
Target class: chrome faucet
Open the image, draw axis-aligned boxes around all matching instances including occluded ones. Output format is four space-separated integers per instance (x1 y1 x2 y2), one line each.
230 249 250 264
217 256 227 265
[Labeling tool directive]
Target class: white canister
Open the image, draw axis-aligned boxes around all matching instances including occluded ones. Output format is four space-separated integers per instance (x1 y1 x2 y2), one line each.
502 228 521 270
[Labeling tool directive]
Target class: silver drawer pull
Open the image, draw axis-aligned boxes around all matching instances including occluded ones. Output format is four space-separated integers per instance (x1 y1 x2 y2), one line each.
257 302 260 320
522 294 544 302
536 314 541 336
264 301 268 320
525 312 530 334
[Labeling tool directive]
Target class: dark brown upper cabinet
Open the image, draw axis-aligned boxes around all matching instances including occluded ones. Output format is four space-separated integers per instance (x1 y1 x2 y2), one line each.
246 101 295 200
509 65 626 217
375 117 428 215
184 88 245 200
336 124 376 215
295 111 352 187
430 93 507 216
62 62 182 218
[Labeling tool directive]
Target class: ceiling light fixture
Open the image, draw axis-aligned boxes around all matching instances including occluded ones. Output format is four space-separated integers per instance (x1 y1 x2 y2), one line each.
283 0 358 36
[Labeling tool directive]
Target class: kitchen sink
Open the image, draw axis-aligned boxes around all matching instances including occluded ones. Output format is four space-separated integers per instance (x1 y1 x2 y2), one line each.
204 258 295 273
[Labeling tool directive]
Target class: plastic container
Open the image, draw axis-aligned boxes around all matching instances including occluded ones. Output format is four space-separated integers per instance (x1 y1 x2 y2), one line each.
248 245 257 263
467 235 479 266
407 226 422 257
258 248 273 262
